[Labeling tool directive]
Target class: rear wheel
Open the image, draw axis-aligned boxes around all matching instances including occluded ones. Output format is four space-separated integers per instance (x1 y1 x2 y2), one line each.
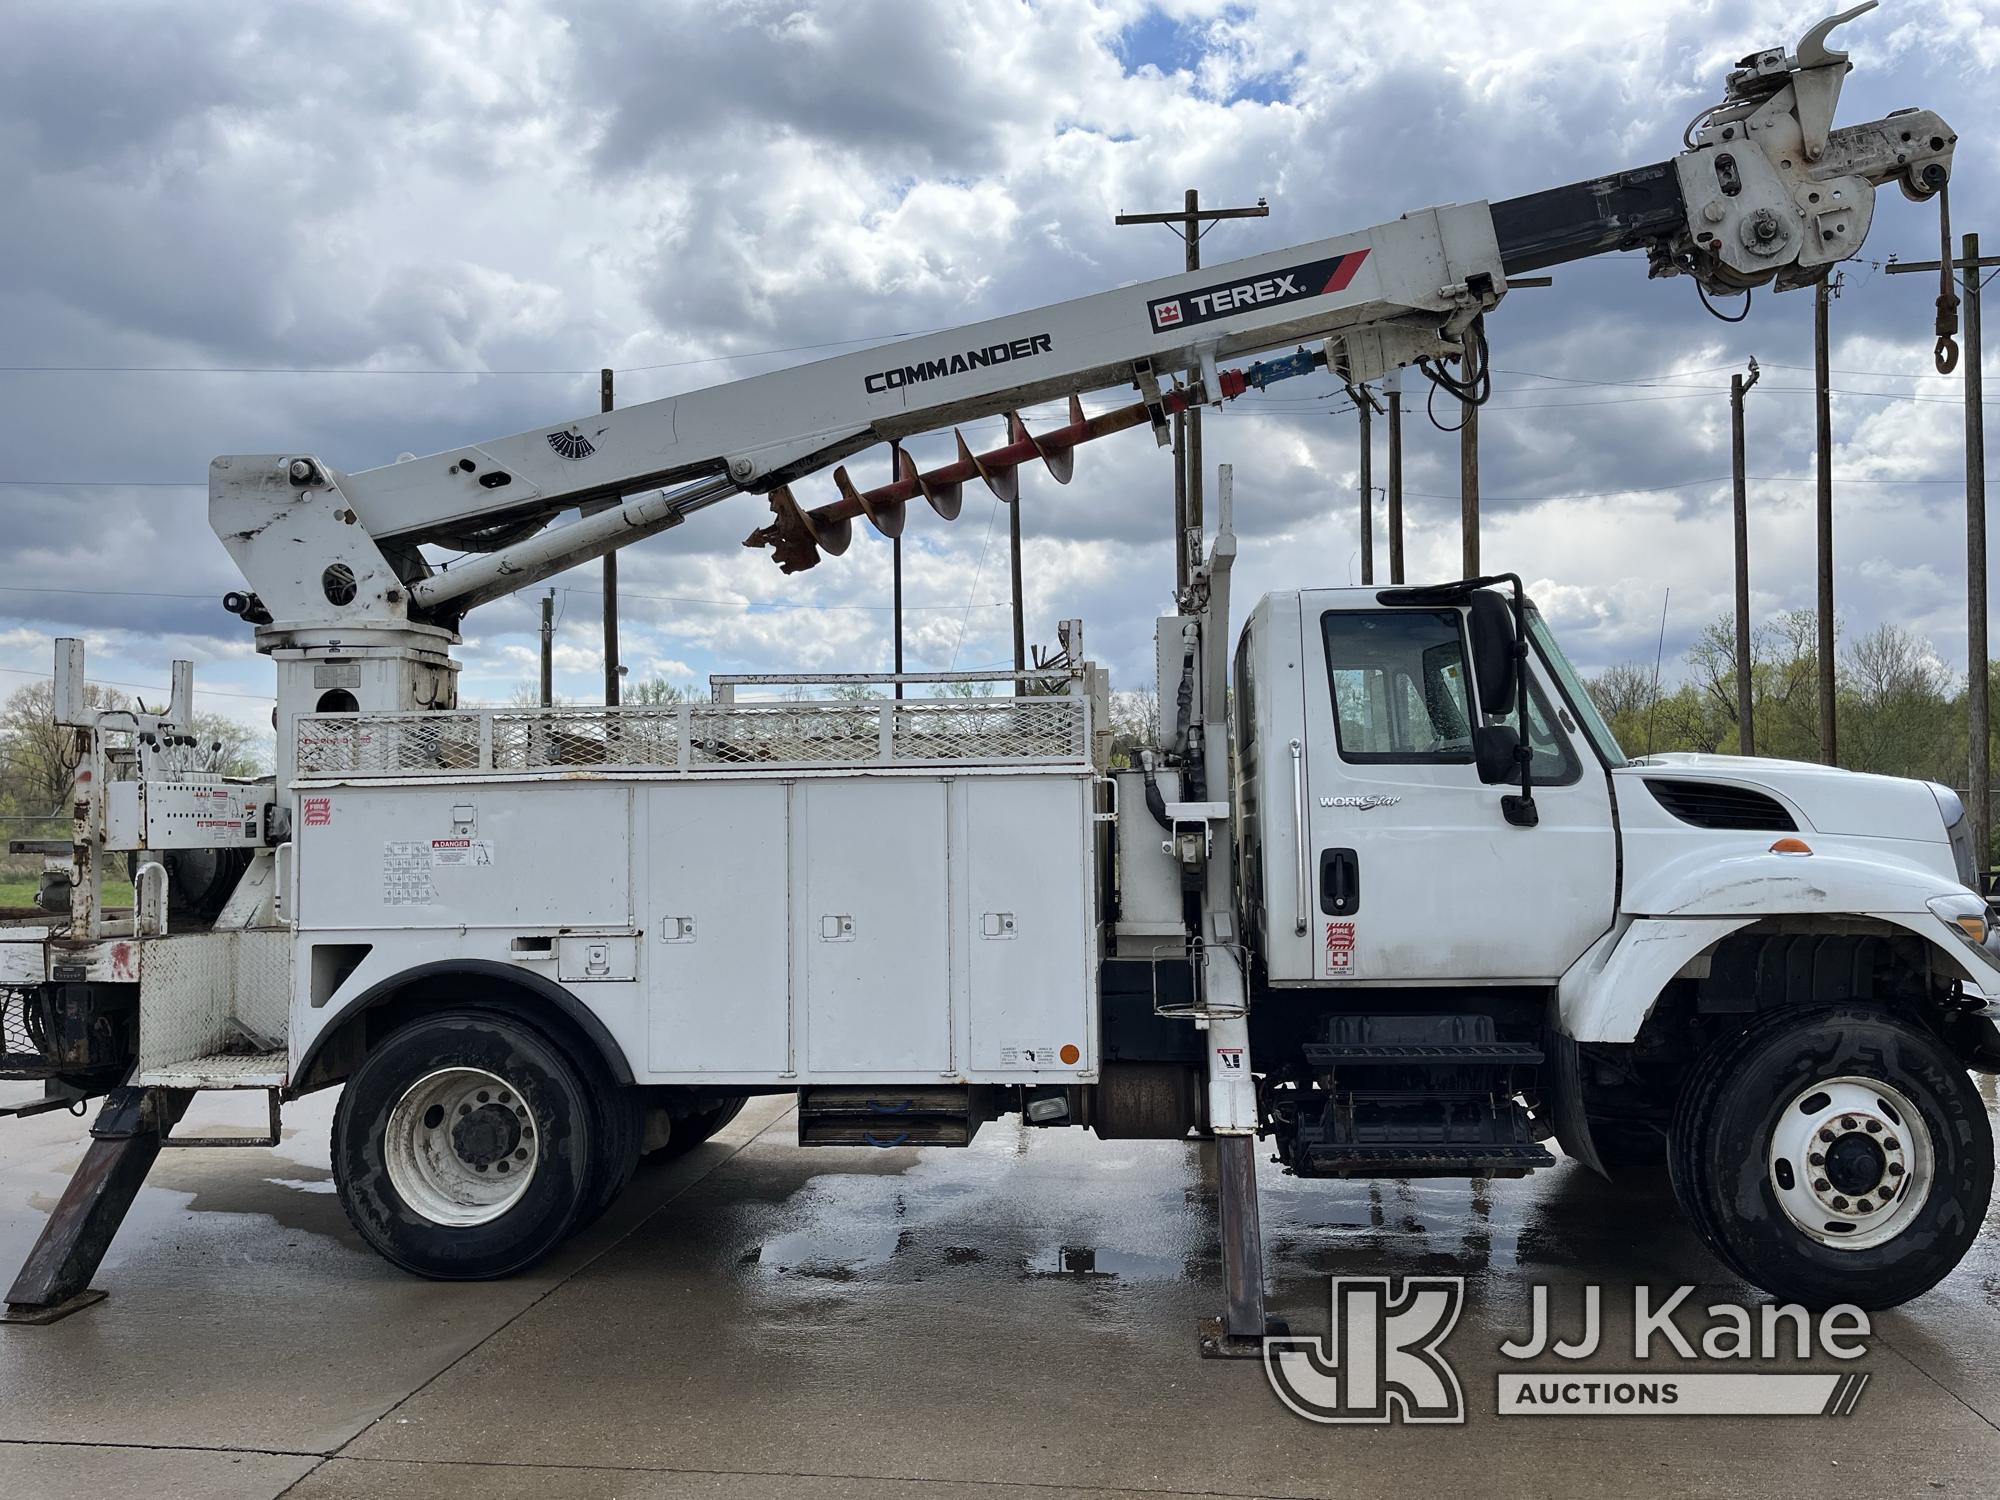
666 1094 748 1155
1669 1005 1991 1309
333 1009 595 1280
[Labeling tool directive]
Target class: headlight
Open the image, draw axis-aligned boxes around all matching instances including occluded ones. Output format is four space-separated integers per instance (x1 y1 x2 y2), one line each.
1927 892 2000 971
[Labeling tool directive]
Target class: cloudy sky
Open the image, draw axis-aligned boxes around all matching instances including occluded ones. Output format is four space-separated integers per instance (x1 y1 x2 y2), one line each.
3 0 1997 749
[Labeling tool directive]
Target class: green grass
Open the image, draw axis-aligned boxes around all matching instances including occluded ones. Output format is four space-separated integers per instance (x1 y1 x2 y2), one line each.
0 877 135 909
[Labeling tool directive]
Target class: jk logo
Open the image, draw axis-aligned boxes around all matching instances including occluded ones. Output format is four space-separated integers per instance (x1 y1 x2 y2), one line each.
1264 1276 1466 1424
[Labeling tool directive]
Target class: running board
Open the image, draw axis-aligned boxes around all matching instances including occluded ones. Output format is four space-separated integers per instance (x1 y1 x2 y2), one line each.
796 1085 990 1147
1298 1141 1556 1179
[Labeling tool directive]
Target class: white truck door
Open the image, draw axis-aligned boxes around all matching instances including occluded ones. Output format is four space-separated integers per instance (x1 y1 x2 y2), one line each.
1293 595 1615 984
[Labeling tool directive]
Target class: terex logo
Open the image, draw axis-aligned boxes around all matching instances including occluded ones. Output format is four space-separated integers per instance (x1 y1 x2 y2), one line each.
1265 1276 1466 1424
1148 249 1370 333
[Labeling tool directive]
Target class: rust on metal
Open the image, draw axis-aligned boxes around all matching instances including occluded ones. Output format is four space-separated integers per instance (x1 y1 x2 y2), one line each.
743 370 1254 572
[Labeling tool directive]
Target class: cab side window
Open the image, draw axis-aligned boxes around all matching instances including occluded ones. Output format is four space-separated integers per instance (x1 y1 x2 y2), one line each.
1321 610 1474 763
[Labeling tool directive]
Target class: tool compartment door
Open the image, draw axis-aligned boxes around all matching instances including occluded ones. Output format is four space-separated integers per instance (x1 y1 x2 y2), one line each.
801 779 951 1074
644 781 791 1074
964 776 1095 1075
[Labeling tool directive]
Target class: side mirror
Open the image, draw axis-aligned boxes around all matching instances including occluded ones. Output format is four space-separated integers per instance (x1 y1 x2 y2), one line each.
1466 591 1517 716
1474 723 1520 785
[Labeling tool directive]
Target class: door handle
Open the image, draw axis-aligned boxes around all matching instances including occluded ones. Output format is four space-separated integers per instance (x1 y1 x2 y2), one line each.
1320 848 1360 916
1290 739 1309 934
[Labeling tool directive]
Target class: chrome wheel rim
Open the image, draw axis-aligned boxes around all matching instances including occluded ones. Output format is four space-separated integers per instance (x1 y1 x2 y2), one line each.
384 1067 540 1227
1768 1075 1933 1251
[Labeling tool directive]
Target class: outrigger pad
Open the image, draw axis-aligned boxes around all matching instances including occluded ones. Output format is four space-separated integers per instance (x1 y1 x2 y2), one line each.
1198 1314 1291 1360
0 1288 107 1326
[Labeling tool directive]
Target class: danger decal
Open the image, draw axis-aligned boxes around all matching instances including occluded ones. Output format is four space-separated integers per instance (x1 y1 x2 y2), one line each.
1148 249 1371 333
303 796 331 827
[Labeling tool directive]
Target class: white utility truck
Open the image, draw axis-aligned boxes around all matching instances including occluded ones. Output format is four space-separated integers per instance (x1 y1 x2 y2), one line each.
3 6 1992 1345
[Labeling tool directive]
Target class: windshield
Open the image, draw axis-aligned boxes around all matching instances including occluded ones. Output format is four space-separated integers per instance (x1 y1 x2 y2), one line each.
1526 606 1628 767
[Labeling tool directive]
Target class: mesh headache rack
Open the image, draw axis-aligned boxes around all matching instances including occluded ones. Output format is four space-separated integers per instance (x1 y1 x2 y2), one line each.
295 670 1099 780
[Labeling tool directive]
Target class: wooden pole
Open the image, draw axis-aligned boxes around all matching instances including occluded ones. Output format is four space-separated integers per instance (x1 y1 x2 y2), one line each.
1731 363 1759 755
600 368 619 707
1965 232 1990 865
1357 396 1374 585
891 440 905 700
1814 279 1837 764
539 591 554 707
1184 189 1203 573
1387 382 1405 584
1886 239 2000 861
1113 193 1269 595
1459 397 1479 579
1008 489 1026 674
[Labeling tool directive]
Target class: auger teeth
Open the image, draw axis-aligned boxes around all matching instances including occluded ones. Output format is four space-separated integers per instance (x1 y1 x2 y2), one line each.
835 463 905 538
958 427 1019 504
747 484 833 574
904 445 961 520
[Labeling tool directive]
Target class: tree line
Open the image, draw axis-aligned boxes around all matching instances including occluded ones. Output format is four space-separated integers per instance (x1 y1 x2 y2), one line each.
1586 609 1989 828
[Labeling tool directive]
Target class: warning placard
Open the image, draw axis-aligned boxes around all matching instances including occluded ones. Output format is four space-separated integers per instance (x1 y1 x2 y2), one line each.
1324 920 1356 977
429 837 495 868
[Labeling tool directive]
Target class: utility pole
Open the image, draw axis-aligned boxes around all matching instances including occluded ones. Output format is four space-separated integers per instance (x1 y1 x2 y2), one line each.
1890 233 1999 862
600 367 619 707
1460 398 1479 578
891 440 905 700
1357 392 1374 585
1454 277 1548 582
1115 191 1269 591
1814 277 1838 765
1386 371 1405 585
539 590 554 707
1730 359 1761 756
1007 483 1027 674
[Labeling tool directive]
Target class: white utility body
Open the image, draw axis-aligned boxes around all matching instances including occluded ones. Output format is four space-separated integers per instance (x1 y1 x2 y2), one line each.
5 6 1995 1340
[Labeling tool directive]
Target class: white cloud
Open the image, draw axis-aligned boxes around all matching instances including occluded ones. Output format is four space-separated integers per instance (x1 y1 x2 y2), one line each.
0 0 1994 720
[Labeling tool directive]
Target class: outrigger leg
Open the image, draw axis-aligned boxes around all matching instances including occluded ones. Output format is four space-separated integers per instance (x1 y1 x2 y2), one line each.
2 1085 188 1324
1198 1009 1278 1358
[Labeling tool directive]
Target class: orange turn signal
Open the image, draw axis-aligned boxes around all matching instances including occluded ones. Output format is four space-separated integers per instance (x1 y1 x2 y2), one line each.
1769 837 1813 856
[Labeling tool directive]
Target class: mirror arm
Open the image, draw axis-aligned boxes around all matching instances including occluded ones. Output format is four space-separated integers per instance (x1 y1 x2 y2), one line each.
1499 573 1539 829
1461 570 1540 826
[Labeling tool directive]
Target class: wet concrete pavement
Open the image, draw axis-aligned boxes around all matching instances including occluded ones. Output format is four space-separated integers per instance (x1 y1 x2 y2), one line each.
1 1077 1997 1499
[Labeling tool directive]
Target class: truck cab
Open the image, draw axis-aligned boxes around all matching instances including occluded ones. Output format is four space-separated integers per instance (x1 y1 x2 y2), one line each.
1224 581 2000 1306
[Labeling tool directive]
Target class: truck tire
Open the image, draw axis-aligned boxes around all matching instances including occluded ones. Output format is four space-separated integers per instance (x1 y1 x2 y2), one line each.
332 1009 596 1280
571 1058 642 1229
666 1094 747 1155
1669 1005 1991 1309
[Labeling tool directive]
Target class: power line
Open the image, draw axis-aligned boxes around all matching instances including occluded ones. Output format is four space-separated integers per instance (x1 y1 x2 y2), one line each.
0 581 1013 614
0 663 274 703
0 330 946 379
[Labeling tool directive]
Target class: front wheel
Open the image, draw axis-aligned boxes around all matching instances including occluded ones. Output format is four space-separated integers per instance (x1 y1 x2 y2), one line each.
1670 1005 1991 1309
333 1009 597 1280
